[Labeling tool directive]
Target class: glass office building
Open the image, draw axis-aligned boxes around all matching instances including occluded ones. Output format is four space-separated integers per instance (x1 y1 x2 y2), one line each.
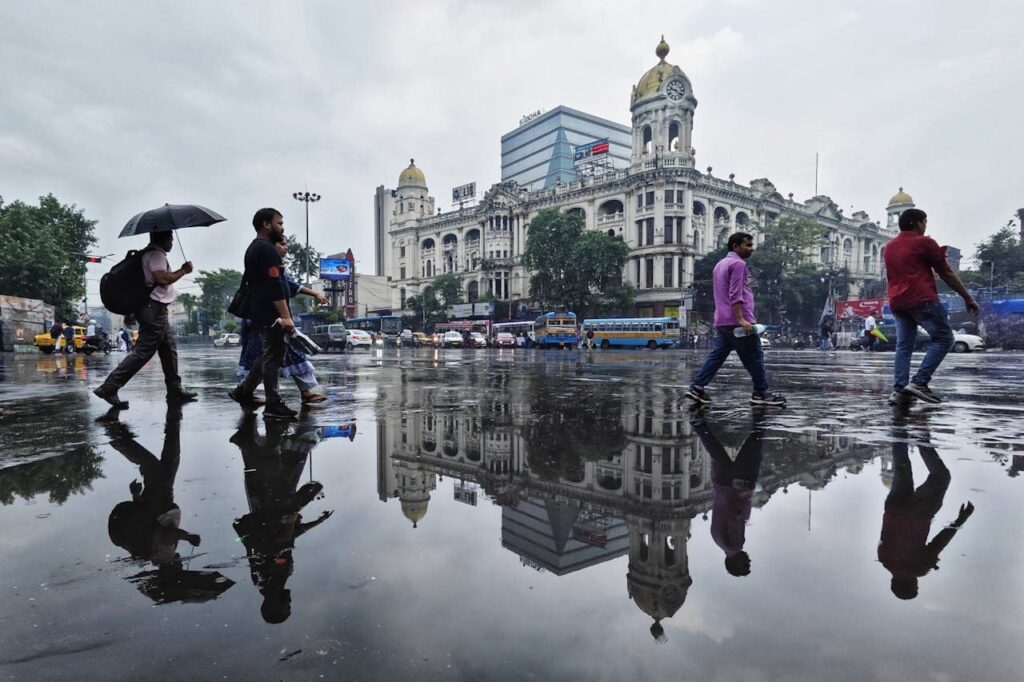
500 106 631 191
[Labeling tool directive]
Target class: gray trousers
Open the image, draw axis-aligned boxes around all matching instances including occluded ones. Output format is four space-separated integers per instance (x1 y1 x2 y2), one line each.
235 324 286 404
100 300 181 392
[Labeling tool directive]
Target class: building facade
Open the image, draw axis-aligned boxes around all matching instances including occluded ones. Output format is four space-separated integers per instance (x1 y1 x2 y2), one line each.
501 106 631 191
380 38 897 319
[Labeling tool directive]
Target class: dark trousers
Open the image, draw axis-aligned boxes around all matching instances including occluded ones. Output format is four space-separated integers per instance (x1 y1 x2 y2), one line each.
101 300 180 392
691 326 770 393
235 323 287 404
886 442 950 517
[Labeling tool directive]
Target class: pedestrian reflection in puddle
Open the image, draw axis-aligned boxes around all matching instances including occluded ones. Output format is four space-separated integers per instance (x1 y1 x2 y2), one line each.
230 415 334 624
690 409 765 578
105 405 234 603
878 415 974 600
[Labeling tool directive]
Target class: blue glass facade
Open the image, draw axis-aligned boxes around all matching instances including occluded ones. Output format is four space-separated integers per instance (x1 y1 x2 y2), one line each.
500 106 631 190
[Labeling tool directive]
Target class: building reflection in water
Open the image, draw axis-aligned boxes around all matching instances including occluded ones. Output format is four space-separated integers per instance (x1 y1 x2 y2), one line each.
375 375 881 640
230 415 336 624
105 405 235 604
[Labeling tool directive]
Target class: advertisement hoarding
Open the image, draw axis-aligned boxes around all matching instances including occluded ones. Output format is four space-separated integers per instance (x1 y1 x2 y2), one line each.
319 258 351 281
452 182 476 203
835 298 888 319
573 138 610 162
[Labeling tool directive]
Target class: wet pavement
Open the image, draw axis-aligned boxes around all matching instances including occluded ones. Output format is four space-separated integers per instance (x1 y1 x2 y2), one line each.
0 346 1021 681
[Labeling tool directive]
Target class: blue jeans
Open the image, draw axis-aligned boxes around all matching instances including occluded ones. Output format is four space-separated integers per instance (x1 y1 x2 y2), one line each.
893 300 954 392
691 326 770 394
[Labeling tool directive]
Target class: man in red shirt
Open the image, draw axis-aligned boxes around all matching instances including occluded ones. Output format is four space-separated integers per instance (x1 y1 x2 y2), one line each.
883 209 978 404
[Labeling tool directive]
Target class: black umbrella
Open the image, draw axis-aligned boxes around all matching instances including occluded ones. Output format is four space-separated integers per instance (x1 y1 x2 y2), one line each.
127 567 236 605
119 203 226 238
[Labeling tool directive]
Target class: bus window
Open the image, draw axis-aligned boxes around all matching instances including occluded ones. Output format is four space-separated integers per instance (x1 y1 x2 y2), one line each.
655 324 663 332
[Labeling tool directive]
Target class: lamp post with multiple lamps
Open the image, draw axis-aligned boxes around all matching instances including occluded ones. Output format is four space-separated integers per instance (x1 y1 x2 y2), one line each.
292 190 321 285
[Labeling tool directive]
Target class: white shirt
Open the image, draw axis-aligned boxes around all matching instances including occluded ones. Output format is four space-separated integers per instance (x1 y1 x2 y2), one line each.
142 248 175 304
86 324 96 337
864 315 876 331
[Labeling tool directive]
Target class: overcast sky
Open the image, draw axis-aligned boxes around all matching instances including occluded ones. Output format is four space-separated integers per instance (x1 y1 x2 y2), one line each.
1 0 1020 300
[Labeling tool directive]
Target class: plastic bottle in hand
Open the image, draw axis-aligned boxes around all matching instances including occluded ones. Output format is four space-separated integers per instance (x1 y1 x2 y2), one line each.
734 324 767 337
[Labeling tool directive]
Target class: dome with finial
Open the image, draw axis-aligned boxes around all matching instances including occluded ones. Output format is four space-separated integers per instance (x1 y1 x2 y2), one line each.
398 158 426 188
401 498 429 528
887 187 913 207
633 36 691 104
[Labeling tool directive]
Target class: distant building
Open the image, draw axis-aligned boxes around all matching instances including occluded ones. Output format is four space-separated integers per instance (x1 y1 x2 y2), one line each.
945 245 962 271
500 106 631 191
380 38 894 318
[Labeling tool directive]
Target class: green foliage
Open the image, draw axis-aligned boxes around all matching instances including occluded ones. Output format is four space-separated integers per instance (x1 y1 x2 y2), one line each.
0 446 104 506
431 273 464 306
195 268 242 332
967 223 1024 294
177 293 199 335
283 234 322 284
0 194 97 319
222 319 239 333
405 287 447 328
521 208 631 315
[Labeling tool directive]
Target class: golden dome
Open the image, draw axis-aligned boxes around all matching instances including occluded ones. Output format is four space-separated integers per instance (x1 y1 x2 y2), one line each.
398 158 426 188
888 187 913 206
401 499 429 528
633 37 687 103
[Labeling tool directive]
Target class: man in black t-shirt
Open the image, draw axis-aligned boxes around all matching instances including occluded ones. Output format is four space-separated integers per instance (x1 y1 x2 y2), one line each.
229 208 297 418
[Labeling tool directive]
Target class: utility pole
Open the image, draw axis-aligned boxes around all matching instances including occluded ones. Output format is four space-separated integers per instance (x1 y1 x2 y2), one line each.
292 190 321 285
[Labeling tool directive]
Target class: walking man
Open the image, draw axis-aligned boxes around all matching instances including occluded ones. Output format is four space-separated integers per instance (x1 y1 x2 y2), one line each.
884 209 978 404
229 208 298 419
819 316 833 351
863 310 879 352
93 231 197 408
686 233 786 406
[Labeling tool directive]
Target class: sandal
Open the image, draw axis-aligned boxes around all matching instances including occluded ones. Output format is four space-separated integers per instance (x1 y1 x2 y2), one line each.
301 393 328 405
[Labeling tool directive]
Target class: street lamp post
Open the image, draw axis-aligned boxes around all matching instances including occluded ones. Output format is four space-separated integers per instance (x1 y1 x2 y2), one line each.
292 190 321 285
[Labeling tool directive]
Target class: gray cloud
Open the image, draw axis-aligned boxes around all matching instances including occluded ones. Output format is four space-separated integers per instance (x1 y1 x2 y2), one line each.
1 0 1020 301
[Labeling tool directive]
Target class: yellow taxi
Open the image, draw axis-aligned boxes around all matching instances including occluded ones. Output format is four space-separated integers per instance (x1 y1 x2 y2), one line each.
413 332 432 347
35 326 87 353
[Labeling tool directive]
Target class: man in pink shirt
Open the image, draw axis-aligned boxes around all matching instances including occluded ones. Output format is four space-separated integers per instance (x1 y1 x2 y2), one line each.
687 232 786 406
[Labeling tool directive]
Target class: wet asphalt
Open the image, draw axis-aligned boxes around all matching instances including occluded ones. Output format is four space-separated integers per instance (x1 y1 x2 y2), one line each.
0 346 1021 681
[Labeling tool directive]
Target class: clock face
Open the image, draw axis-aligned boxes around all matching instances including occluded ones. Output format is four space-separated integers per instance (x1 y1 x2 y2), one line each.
666 79 685 101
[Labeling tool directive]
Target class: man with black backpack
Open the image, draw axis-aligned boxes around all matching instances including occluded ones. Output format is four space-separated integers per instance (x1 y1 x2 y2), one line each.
93 230 197 408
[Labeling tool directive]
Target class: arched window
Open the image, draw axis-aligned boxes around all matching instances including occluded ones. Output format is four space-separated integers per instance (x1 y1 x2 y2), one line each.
714 206 730 223
642 126 653 155
692 229 703 251
716 228 729 249
736 212 749 227
467 280 479 302
566 207 585 222
598 199 624 216
843 238 853 268
421 237 435 251
668 121 681 151
665 536 676 566
692 201 705 216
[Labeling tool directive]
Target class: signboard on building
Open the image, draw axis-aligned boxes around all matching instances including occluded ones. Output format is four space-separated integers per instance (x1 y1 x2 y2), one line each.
319 258 351 281
452 182 476 203
519 109 543 126
835 298 888 319
447 302 494 319
573 138 610 162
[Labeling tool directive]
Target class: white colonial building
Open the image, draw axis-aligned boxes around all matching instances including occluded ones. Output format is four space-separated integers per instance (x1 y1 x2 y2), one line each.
377 38 901 318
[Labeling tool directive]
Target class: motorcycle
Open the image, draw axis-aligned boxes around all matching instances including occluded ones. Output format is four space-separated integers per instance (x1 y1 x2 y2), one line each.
81 331 114 355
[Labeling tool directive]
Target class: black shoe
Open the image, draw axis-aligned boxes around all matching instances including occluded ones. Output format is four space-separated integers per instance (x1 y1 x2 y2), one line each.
93 386 129 409
887 390 914 406
263 401 298 420
750 391 787 406
903 383 941 404
686 386 712 404
228 387 262 407
167 388 198 403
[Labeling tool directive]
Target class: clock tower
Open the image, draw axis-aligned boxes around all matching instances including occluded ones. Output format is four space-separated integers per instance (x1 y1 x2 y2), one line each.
630 37 697 168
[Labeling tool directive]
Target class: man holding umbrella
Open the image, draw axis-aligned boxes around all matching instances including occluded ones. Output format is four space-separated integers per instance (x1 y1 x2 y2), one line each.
94 204 222 408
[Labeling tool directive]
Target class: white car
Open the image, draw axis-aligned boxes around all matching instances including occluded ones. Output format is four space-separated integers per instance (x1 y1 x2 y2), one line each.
214 333 241 348
442 331 464 348
952 331 985 353
469 332 488 348
494 332 517 348
760 336 771 349
347 329 373 349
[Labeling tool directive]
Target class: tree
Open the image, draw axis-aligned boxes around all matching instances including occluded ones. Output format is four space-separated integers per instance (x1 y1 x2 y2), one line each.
749 217 833 327
177 292 199 335
521 208 630 315
431 273 464 306
283 234 322 284
195 268 242 333
0 194 97 320
967 223 1024 295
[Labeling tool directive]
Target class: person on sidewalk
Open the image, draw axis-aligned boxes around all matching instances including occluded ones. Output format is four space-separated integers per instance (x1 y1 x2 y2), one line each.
685 232 786 406
819 316 833 351
93 230 197 408
229 208 298 419
61 321 75 354
863 310 879 352
884 209 978 404
236 240 329 406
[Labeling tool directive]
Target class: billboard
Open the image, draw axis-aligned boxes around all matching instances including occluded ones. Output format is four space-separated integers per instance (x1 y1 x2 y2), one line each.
835 298 888 319
573 138 610 162
452 182 476 203
319 258 351 281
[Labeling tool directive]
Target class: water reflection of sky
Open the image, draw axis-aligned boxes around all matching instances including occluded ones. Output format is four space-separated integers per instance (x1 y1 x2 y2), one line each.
0 350 1021 680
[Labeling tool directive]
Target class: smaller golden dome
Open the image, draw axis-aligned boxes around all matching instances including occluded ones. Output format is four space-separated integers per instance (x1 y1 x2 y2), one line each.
401 499 429 528
888 187 913 206
398 159 426 188
656 35 670 60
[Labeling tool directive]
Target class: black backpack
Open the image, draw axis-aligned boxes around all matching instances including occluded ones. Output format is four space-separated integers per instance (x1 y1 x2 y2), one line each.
100 245 156 314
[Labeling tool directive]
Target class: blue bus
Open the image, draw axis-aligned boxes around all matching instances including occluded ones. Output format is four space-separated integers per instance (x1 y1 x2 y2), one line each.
580 317 680 349
534 311 578 348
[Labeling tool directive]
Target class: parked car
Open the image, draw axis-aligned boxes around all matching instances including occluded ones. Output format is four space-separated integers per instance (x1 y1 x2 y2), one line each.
760 336 772 350
311 324 349 353
213 333 241 348
469 332 488 348
34 326 86 353
952 331 985 353
347 329 373 349
442 331 464 348
494 332 517 348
